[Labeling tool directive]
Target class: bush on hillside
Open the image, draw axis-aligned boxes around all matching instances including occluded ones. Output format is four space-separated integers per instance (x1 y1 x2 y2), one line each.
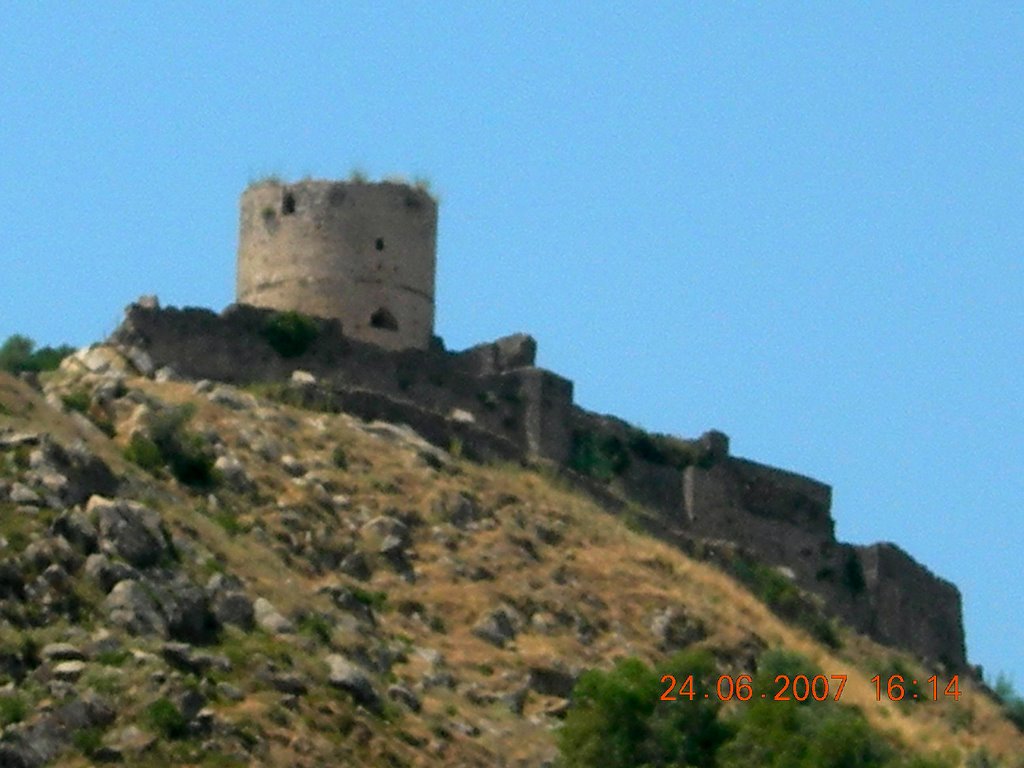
557 648 957 768
994 673 1024 732
0 334 75 374
556 649 729 768
261 311 318 358
124 404 217 488
568 430 630 482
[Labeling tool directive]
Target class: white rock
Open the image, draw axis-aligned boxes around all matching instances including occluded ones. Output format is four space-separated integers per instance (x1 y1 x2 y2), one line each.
52 660 87 681
253 597 294 635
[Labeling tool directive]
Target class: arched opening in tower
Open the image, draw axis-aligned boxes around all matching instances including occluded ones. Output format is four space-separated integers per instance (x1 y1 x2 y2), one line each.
370 308 399 332
282 191 296 215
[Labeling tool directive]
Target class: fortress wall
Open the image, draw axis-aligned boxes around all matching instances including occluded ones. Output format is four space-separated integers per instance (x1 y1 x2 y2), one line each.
111 303 569 462
237 180 437 351
110 300 967 673
684 458 834 540
857 543 967 669
514 368 574 464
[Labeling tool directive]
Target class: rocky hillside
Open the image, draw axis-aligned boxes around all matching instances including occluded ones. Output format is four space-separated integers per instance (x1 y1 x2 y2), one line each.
0 348 1020 767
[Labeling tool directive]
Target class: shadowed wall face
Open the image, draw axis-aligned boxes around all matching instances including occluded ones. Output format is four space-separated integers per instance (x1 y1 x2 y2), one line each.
237 179 438 351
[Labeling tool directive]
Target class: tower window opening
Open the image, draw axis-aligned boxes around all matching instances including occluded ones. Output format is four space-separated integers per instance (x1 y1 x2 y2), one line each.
370 307 399 331
282 191 296 215
375 238 385 251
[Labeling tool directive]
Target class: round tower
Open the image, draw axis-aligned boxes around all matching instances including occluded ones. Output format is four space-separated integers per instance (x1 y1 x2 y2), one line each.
236 178 437 351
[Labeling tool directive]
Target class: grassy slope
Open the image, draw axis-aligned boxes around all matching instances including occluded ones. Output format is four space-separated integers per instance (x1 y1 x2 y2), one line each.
1 367 1021 766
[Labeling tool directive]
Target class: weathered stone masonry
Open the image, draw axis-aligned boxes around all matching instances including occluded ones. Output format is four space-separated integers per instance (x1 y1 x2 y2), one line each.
109 176 967 671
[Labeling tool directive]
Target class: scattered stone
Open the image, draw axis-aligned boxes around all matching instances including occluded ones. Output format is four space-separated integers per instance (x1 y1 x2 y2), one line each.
51 660 86 681
528 665 577 698
338 551 372 581
271 673 308 695
361 515 410 547
85 554 140 593
175 689 207 722
291 370 316 385
254 597 294 634
472 606 522 648
649 607 707 652
502 685 529 715
280 455 306 477
210 590 255 631
161 642 210 674
387 684 421 713
436 492 491 529
449 408 475 424
104 579 167 637
154 366 181 383
208 386 256 410
159 577 219 644
325 655 382 713
217 682 245 702
51 510 98 555
9 483 41 506
213 455 252 492
40 643 86 663
89 495 169 569
124 346 156 377
0 431 42 449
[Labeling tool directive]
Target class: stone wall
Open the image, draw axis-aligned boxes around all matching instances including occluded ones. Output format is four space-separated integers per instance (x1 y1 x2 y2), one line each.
237 180 437 351
109 299 968 672
857 543 966 669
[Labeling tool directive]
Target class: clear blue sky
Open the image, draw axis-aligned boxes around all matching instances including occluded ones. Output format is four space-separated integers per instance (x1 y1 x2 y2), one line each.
2 5 1021 685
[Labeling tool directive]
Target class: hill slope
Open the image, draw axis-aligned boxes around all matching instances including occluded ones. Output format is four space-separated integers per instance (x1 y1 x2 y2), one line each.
0 354 1020 767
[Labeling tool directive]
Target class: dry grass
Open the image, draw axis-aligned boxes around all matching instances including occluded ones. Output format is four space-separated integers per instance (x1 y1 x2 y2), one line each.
5 366 1022 766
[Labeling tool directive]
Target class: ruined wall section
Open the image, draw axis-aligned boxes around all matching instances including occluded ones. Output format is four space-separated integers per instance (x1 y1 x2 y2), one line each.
237 180 437 351
110 303 570 463
109 300 968 671
857 543 966 669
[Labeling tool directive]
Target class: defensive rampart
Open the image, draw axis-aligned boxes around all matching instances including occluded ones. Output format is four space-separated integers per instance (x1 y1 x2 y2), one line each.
108 299 967 671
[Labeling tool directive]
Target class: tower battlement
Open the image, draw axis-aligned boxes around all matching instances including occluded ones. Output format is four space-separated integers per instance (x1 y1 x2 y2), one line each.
236 178 438 351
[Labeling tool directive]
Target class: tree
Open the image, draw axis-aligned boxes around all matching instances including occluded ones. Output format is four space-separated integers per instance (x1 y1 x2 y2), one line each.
556 650 730 768
0 334 75 373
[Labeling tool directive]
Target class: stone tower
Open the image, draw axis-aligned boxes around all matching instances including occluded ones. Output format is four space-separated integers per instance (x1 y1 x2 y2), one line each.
236 178 438 351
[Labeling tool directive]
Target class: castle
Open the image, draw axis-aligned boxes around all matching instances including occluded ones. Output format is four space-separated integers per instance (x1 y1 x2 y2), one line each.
109 177 967 672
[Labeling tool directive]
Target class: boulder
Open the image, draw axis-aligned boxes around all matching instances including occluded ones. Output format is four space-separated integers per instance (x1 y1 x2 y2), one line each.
89 495 169 569
104 579 167 637
84 553 140 593
472 606 522 648
254 597 294 634
325 655 381 712
649 607 707 652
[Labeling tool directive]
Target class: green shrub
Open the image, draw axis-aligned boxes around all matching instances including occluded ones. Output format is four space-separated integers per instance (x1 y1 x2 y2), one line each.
557 650 729 768
260 311 319 358
61 389 91 413
72 726 104 757
0 694 27 726
298 613 333 645
331 445 348 469
569 430 630 482
0 334 75 374
125 406 217 488
993 672 1024 731
350 587 388 610
145 697 188 739
125 433 163 473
